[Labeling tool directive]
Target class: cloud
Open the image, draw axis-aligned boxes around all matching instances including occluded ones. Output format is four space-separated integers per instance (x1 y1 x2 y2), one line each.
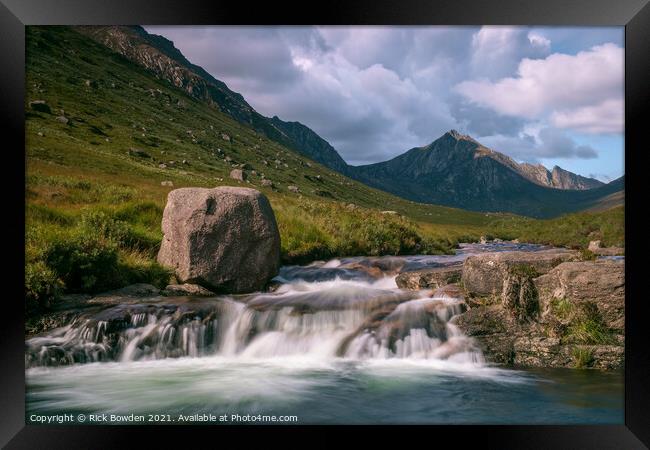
455 43 623 134
550 99 623 134
470 27 551 80
144 26 623 172
478 128 599 162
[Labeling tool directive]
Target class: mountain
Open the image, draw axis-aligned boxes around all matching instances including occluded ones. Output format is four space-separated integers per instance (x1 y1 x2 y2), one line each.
74 26 349 174
73 26 621 219
517 163 604 190
349 130 623 218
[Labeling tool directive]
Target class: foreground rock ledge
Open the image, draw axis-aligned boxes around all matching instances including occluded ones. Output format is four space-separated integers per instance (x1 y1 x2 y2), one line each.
157 186 281 294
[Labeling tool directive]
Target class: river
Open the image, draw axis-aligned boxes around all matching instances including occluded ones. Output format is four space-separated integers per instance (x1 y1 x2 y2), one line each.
25 242 623 425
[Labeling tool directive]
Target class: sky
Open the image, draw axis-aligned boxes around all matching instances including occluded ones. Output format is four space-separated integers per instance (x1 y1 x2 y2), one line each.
145 26 624 181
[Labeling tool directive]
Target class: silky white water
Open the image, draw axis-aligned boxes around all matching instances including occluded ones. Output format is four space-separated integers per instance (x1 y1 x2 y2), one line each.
25 243 624 424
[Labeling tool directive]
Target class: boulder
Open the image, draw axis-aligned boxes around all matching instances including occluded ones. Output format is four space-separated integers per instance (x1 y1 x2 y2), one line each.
287 185 300 193
534 260 624 332
588 240 601 252
588 239 624 256
396 266 462 290
162 283 215 297
461 249 578 297
160 180 174 187
29 100 51 114
261 179 273 187
157 187 281 294
56 115 69 124
230 169 246 181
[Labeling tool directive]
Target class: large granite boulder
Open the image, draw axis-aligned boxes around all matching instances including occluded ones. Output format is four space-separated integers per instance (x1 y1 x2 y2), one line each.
396 265 462 290
461 249 578 297
534 260 625 332
157 187 281 294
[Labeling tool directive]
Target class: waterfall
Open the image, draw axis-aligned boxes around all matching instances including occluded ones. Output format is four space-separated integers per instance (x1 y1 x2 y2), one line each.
26 277 483 368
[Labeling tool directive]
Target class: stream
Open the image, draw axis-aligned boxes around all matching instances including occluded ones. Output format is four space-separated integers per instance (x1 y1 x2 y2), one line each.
25 242 623 424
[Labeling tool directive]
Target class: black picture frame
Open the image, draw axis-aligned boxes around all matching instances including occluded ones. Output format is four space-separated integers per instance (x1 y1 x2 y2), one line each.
1 0 648 447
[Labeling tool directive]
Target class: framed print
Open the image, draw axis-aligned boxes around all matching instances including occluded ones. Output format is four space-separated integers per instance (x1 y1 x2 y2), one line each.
1 0 649 447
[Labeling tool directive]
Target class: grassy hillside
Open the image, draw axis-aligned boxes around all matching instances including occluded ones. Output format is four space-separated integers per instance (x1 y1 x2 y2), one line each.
24 26 624 313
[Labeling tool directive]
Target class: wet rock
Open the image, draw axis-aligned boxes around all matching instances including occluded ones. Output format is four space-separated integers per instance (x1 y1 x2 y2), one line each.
96 283 161 298
461 249 578 297
157 186 281 294
162 284 215 297
396 266 462 290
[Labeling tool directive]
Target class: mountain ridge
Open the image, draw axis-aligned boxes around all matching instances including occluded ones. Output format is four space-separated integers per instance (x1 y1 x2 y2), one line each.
73 25 622 218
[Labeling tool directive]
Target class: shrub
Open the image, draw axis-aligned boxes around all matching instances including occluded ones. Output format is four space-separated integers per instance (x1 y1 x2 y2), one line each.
25 260 63 312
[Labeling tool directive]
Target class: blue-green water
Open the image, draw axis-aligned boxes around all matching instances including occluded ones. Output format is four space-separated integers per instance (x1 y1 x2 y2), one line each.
26 357 623 424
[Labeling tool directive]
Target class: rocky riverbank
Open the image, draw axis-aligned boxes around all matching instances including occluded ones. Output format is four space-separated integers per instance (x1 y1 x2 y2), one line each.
397 247 624 369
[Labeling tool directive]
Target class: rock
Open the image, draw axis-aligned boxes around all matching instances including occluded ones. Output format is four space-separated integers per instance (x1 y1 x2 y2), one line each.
29 100 51 114
221 133 230 141
381 211 398 215
432 284 464 300
128 148 151 158
501 269 539 322
88 283 161 304
461 249 578 297
84 79 97 88
56 115 69 124
160 180 174 187
158 163 167 169
230 169 247 181
261 179 273 187
157 187 281 294
396 266 462 290
534 260 625 332
287 185 300 193
588 240 601 252
162 283 215 297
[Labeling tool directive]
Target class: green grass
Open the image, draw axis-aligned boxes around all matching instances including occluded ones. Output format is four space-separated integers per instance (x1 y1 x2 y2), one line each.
487 207 624 250
572 347 595 369
548 299 617 346
24 25 625 314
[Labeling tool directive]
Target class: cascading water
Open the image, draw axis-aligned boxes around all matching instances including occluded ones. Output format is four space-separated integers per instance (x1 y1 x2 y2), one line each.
24 243 624 425
26 273 483 367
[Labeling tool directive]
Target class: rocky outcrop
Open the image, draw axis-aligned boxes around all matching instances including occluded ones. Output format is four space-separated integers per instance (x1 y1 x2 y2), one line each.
461 249 578 297
157 187 281 294
453 256 624 370
396 266 462 290
535 260 625 332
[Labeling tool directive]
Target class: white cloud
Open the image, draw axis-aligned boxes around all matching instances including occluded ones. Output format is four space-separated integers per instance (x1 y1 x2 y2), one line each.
455 43 623 134
550 99 623 134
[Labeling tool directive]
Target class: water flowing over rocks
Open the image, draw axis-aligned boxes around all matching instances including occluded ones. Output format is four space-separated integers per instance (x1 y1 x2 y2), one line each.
26 243 623 371
157 187 280 294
